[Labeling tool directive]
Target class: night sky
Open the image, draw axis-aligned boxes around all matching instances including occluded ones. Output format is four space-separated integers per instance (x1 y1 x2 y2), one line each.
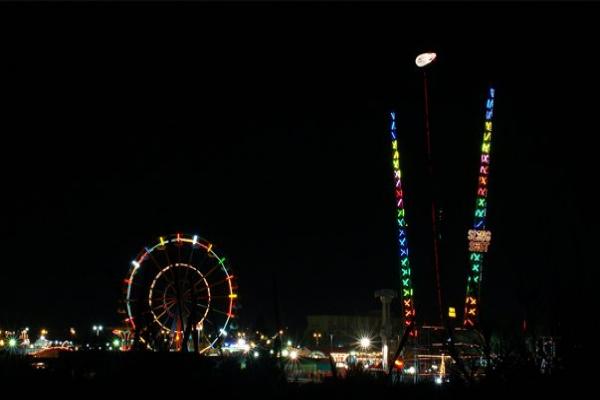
0 3 596 342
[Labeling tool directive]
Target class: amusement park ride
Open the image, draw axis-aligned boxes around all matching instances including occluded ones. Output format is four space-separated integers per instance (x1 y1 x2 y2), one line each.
388 52 496 377
121 233 238 353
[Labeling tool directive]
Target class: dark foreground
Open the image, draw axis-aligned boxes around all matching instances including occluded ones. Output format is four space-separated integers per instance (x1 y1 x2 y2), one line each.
0 351 591 398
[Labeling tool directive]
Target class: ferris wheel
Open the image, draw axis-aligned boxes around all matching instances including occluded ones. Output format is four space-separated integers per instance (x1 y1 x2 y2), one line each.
123 233 237 353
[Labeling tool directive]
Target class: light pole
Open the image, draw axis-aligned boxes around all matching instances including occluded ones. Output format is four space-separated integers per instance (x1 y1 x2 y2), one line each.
329 333 333 353
92 325 103 337
416 51 444 325
312 332 322 347
375 289 396 372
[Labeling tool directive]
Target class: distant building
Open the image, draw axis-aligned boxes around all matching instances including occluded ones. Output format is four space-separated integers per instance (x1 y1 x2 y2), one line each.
304 312 403 348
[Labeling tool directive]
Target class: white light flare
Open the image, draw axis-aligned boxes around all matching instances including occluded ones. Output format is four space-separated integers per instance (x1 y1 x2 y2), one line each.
415 52 437 68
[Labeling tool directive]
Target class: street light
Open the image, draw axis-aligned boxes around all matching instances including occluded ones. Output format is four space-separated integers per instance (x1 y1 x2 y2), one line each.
415 52 437 68
312 332 322 346
359 337 371 350
93 325 103 337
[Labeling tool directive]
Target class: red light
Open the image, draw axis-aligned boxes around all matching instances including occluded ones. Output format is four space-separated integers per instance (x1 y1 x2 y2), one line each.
394 359 404 369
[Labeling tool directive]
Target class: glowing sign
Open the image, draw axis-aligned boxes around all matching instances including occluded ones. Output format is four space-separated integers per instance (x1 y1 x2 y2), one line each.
448 307 456 318
468 229 492 252
415 52 437 67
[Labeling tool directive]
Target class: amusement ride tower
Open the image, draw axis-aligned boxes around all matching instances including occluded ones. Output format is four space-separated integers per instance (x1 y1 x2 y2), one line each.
463 87 495 328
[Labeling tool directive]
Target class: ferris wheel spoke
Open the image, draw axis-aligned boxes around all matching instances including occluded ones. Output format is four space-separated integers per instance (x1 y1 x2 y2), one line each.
196 302 228 317
199 329 212 346
207 307 230 317
152 298 175 308
150 286 168 297
153 299 177 311
161 315 172 329
196 276 229 292
153 307 171 321
201 294 230 300
201 260 223 281
193 246 210 272
187 239 197 265
193 275 224 291
146 250 170 275
158 293 174 305
182 265 191 287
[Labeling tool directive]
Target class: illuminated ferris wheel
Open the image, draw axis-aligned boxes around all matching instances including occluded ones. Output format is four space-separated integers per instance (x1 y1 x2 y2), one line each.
123 233 237 353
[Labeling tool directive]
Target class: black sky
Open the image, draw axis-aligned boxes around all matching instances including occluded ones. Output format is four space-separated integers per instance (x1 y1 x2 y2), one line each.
0 3 596 342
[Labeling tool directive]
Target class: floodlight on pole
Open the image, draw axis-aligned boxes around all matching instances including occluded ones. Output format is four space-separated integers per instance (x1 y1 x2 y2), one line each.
415 52 437 68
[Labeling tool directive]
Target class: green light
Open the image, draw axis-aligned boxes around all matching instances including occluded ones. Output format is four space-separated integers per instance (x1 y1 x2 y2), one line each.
112 338 120 347
8 338 17 347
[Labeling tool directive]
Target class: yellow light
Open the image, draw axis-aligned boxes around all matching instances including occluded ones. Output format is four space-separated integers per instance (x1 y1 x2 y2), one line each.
159 236 166 246
0 340 4 347
228 293 238 299
448 307 456 318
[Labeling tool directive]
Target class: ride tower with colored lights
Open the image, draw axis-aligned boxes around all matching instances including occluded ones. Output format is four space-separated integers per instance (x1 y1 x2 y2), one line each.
389 111 417 337
463 87 495 329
